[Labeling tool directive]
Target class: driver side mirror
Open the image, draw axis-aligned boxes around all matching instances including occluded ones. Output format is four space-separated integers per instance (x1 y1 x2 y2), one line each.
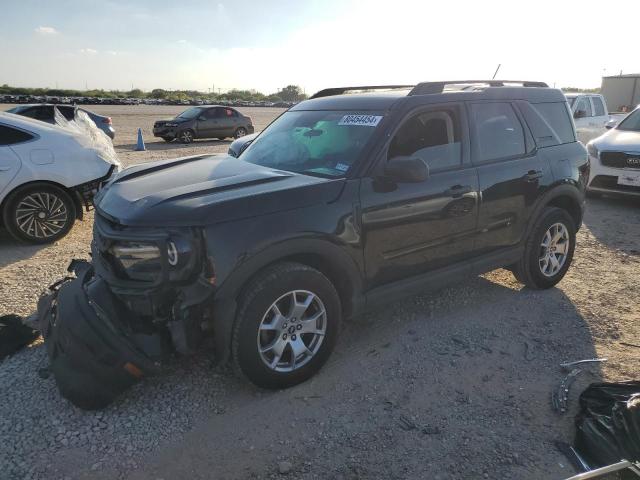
384 156 429 183
574 110 587 119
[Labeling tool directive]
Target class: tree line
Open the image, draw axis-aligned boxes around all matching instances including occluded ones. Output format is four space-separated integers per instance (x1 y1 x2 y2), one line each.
0 84 308 103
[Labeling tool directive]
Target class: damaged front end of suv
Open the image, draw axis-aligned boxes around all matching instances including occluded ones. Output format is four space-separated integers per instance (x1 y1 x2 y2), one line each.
36 157 231 409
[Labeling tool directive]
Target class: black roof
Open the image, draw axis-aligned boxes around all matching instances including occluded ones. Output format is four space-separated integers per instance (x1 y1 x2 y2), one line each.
293 80 565 111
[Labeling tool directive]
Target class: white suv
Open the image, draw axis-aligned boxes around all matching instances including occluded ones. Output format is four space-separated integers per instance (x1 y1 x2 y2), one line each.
0 112 120 243
587 106 640 197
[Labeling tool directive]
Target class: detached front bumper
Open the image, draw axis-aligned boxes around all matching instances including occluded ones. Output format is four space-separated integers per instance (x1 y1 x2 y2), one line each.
36 262 161 410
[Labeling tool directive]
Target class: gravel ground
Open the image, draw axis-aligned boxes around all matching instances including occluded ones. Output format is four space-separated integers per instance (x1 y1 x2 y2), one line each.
1 105 639 480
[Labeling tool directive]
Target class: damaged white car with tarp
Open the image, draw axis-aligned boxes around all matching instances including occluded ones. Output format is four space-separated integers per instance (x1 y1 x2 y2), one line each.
0 109 120 243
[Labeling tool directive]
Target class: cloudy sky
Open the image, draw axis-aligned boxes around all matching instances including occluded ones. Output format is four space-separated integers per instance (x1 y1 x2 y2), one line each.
1 0 638 95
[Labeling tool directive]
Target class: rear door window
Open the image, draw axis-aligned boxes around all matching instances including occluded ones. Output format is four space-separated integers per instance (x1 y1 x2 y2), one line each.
0 125 35 145
470 102 526 163
591 96 606 116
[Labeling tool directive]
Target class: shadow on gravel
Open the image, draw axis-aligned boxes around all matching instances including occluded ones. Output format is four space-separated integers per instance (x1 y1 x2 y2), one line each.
0 229 44 269
583 195 640 254
0 253 606 479
114 139 232 152
113 274 602 480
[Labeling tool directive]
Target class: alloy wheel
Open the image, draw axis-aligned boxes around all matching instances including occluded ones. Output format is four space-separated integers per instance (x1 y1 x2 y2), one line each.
15 192 69 240
539 222 569 277
257 290 327 372
180 130 193 143
235 128 247 139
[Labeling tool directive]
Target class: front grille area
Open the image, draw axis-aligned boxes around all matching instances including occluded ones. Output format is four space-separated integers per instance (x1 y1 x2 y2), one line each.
600 151 640 169
590 175 640 192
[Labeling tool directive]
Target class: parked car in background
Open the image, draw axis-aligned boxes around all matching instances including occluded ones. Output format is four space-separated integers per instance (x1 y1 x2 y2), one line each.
564 93 610 144
587 106 640 198
0 112 119 243
153 105 254 143
228 132 258 157
5 104 115 139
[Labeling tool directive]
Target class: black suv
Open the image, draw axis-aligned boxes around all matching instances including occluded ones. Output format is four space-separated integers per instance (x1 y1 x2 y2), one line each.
153 105 254 143
39 80 589 406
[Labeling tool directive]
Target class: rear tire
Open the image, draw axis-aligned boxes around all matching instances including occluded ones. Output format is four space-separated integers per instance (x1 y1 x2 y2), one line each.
511 207 576 289
232 262 341 389
3 183 76 244
234 127 247 139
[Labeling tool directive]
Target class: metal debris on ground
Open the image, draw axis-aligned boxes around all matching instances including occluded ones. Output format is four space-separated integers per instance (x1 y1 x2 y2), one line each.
552 368 582 414
563 460 640 479
559 358 608 371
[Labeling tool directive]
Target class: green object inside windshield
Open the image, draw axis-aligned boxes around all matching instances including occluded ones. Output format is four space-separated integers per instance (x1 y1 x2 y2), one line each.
240 110 383 177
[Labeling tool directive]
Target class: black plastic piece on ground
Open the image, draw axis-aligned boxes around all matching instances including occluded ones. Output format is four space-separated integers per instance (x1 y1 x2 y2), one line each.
0 314 39 360
37 265 159 410
575 381 640 469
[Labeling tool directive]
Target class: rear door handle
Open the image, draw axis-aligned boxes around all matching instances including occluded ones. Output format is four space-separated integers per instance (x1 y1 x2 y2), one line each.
446 184 473 197
525 170 543 182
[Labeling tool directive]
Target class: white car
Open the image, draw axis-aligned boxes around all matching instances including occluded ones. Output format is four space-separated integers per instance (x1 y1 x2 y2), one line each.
586 106 640 198
0 112 120 243
564 93 610 144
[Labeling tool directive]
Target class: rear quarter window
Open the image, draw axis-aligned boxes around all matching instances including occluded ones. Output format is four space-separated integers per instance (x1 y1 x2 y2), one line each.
529 102 576 146
0 125 35 145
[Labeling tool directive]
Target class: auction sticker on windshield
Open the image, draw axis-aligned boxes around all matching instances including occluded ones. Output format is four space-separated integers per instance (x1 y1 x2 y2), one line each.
338 115 383 127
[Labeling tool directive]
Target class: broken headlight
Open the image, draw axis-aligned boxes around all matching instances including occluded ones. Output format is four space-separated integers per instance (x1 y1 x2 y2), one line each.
110 242 162 281
108 235 196 283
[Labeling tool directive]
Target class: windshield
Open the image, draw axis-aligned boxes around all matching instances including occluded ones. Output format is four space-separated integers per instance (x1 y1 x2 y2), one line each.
240 110 383 177
177 107 203 119
616 109 640 132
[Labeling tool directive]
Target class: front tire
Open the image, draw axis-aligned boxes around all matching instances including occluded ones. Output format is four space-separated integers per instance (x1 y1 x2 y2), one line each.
3 183 76 244
232 262 341 389
178 129 194 144
511 207 576 289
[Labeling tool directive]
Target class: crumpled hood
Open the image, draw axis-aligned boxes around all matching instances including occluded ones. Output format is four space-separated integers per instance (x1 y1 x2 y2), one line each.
95 155 344 227
593 129 640 153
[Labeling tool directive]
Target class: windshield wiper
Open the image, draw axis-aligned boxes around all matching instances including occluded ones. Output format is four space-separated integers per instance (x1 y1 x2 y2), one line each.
299 169 342 179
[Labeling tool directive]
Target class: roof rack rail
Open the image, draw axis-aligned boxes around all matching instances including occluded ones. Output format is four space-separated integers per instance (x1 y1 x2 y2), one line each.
309 85 413 99
409 80 549 96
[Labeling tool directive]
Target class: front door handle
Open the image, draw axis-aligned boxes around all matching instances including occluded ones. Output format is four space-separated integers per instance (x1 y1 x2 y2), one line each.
446 184 473 197
525 170 543 182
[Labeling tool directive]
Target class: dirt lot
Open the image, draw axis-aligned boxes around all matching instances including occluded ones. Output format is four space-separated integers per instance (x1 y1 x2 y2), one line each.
1 105 639 480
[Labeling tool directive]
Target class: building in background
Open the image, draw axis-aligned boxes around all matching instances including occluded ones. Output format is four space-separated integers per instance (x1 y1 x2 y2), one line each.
600 74 640 112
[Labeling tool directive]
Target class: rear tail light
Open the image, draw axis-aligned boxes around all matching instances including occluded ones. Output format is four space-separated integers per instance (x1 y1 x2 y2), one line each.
103 117 112 125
